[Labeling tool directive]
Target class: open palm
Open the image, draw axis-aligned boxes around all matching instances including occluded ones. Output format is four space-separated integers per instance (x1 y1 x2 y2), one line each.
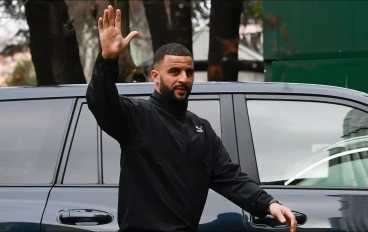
98 5 138 59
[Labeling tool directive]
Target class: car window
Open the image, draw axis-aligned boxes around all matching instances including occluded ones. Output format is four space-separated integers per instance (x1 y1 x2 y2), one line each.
102 99 221 184
0 99 73 184
247 100 368 187
63 104 98 184
187 100 221 137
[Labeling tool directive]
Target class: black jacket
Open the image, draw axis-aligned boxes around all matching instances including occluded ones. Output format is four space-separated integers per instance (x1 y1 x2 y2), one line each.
86 53 274 231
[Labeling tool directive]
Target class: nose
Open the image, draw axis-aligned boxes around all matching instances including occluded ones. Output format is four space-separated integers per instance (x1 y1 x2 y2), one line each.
177 71 188 83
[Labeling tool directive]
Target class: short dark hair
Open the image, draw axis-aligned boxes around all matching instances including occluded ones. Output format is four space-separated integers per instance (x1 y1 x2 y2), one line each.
153 43 193 69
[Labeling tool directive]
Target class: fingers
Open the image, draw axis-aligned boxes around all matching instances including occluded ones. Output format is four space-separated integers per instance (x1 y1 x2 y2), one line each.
115 9 121 30
271 205 297 232
281 208 296 232
285 210 297 232
108 5 115 27
102 5 115 29
125 31 139 43
103 9 109 28
98 17 103 30
275 211 286 224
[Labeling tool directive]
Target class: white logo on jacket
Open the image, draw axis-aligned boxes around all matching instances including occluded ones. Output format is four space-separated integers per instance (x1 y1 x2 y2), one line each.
196 126 204 133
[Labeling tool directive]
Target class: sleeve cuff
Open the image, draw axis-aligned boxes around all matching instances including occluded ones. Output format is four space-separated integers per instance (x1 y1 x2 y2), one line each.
96 52 119 65
255 194 274 217
95 53 119 82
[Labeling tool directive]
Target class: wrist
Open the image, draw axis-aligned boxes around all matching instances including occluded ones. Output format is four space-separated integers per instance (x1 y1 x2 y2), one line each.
96 53 119 67
267 199 282 214
101 51 119 60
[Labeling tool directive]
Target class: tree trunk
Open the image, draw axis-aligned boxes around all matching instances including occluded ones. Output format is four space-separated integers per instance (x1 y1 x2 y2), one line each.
50 1 86 84
113 0 139 82
208 0 243 81
129 0 154 81
23 0 55 85
66 0 100 82
169 0 192 53
24 0 86 85
143 0 171 52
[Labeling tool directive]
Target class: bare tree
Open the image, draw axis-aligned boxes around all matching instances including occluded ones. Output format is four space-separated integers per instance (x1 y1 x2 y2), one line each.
129 0 154 81
207 0 243 81
66 0 100 82
170 0 192 54
142 0 171 52
109 0 143 82
23 0 85 85
23 0 55 85
66 0 139 83
142 0 192 53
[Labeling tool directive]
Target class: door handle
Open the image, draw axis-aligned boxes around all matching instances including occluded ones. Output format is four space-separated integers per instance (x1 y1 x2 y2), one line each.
57 209 114 226
250 211 307 228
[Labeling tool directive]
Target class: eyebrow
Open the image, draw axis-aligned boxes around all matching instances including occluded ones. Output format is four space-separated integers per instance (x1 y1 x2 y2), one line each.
167 67 194 73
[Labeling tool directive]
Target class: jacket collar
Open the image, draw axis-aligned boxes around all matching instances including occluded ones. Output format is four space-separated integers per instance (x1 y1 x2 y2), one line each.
149 90 188 119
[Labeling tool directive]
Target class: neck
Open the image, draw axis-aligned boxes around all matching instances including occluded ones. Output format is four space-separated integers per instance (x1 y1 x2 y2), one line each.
149 90 188 119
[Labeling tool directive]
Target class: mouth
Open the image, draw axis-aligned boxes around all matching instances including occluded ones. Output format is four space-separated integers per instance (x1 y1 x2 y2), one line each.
176 88 187 94
174 86 188 95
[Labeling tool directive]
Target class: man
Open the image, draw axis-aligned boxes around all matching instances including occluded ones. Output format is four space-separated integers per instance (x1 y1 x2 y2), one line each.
87 5 297 232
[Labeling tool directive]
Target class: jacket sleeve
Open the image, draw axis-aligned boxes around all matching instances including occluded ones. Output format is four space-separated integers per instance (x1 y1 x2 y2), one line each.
86 53 138 145
208 125 274 218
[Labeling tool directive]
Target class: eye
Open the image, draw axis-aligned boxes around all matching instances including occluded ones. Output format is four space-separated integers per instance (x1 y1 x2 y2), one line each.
169 68 179 74
186 69 194 77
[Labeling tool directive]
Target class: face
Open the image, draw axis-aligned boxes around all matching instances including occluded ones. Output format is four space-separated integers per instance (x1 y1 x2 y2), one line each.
151 55 194 101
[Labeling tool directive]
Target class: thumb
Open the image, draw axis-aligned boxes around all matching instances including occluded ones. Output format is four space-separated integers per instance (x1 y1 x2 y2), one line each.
125 31 139 43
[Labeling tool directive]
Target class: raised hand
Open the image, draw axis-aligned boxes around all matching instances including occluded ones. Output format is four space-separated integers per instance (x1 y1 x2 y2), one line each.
98 5 138 59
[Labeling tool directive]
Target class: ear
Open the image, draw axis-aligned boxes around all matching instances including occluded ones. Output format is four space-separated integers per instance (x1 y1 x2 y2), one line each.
151 70 159 84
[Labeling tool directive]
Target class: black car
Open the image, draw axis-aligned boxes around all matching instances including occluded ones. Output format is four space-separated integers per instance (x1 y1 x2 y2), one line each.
1 81 368 231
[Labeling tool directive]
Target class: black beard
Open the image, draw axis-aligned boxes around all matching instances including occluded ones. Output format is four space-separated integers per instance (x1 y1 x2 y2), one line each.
159 77 191 101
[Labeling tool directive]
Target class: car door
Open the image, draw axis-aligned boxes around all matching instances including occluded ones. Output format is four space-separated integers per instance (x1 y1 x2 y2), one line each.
41 98 114 232
41 93 245 231
0 98 74 231
195 94 246 232
101 93 246 232
234 93 368 231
